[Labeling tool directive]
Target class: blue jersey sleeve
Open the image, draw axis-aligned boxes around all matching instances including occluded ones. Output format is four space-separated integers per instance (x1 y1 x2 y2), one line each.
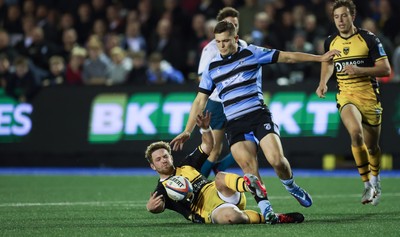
198 67 215 95
249 45 278 65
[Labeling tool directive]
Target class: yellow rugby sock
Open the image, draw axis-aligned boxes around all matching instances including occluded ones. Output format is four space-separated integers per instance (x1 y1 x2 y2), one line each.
224 173 248 193
244 210 264 224
351 144 370 182
369 150 381 177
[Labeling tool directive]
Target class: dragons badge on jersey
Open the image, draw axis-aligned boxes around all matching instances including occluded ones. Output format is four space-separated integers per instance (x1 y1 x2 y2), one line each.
343 47 349 55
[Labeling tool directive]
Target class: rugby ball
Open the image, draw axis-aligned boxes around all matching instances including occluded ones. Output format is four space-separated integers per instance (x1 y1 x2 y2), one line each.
164 176 194 202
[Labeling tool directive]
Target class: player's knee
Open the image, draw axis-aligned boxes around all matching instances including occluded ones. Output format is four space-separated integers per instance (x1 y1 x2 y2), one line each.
214 172 226 190
349 130 363 145
267 154 287 169
368 145 380 155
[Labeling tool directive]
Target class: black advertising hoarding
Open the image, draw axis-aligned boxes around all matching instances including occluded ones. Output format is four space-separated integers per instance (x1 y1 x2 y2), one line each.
0 82 399 168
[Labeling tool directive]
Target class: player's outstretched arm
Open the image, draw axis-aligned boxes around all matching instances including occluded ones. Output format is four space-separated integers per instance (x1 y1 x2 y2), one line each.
197 111 214 155
170 92 209 151
146 191 165 213
316 61 335 98
277 49 341 63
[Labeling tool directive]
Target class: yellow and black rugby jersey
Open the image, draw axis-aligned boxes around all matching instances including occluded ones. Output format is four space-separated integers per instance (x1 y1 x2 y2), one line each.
324 28 387 93
153 146 212 222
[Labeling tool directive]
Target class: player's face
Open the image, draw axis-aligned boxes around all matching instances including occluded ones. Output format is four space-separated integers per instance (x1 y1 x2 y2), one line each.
150 148 174 175
215 31 238 57
333 6 355 35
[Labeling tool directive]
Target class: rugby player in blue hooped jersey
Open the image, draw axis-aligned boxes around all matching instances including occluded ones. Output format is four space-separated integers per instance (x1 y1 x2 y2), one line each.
171 20 340 223
198 7 247 179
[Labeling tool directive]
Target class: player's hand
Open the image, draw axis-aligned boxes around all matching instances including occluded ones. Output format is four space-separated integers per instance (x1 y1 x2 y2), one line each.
196 111 211 129
321 49 341 62
146 191 165 213
316 84 328 98
342 65 359 75
170 131 191 151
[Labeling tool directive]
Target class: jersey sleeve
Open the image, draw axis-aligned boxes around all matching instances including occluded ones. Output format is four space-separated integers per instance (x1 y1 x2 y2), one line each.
364 31 388 62
249 45 279 64
198 66 215 95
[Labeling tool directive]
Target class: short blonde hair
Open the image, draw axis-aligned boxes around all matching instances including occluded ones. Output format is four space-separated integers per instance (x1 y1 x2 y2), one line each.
145 141 171 164
110 46 125 57
49 55 64 65
71 46 87 57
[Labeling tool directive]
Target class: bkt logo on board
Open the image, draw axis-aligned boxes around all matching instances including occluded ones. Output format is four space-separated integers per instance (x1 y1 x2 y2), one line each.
88 91 341 143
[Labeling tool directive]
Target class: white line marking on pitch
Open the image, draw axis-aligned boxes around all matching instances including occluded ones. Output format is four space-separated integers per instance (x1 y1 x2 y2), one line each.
1 193 399 208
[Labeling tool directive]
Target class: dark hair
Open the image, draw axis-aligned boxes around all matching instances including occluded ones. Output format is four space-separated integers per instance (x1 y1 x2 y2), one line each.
216 7 239 21
213 21 236 35
332 0 356 17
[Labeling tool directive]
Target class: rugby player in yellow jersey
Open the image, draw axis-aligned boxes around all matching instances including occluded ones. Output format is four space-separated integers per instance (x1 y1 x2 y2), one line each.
145 111 304 224
316 0 391 205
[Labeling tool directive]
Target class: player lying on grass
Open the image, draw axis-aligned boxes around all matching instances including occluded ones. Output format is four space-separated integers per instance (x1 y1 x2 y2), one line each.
145 111 304 224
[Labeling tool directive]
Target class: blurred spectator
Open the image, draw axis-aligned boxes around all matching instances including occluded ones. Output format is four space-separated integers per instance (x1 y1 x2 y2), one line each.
161 0 191 35
146 52 184 85
107 46 130 85
105 4 125 34
276 10 295 50
125 50 147 85
0 54 10 88
181 0 201 15
35 4 48 28
148 18 186 77
292 4 306 30
36 4 57 44
59 28 80 61
91 19 108 44
247 11 280 49
75 3 94 45
3 4 23 44
376 0 400 45
65 46 87 85
136 0 159 42
82 36 109 85
0 29 17 62
361 17 394 62
196 0 224 20
121 20 147 53
303 13 327 44
22 0 35 17
5 56 39 102
238 0 258 37
15 25 58 72
285 30 315 83
199 19 217 51
186 13 207 80
57 13 75 44
41 56 65 87
91 0 107 21
221 0 241 8
0 0 8 24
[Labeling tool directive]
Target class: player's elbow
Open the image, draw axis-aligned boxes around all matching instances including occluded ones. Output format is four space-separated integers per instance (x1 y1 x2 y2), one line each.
382 66 391 77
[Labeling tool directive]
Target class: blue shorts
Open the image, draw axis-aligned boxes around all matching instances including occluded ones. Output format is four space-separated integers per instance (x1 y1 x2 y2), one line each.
204 99 227 130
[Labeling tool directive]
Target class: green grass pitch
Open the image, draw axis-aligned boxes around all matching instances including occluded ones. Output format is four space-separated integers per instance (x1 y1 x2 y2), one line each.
0 174 399 237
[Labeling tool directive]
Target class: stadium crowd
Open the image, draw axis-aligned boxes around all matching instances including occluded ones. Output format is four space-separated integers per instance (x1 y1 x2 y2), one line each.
0 0 399 101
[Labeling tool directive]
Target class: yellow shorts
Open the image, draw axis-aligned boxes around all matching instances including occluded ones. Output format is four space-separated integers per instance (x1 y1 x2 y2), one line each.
336 90 382 126
193 182 246 224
